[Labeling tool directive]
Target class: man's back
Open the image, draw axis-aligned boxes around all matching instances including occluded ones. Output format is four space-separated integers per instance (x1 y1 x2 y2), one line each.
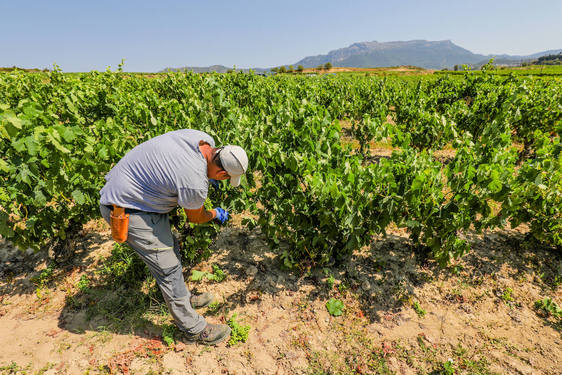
100 129 214 213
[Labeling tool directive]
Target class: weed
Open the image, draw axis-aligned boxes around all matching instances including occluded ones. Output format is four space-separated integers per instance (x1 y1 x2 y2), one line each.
450 264 464 275
227 313 250 346
323 268 335 289
0 362 22 374
161 323 177 346
337 282 349 293
100 243 150 287
89 329 112 344
31 262 57 299
460 357 493 374
57 342 72 353
36 362 55 375
190 264 227 283
441 359 456 375
206 301 222 315
535 297 562 319
417 335 429 352
326 275 335 289
501 288 514 303
413 301 426 318
77 274 91 293
454 343 467 357
31 262 56 288
210 264 226 282
326 298 345 317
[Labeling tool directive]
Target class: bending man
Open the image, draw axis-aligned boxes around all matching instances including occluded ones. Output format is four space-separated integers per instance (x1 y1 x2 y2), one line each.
99 129 248 345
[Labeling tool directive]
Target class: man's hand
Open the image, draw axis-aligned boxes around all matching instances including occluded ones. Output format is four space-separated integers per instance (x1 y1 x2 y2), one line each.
214 207 229 223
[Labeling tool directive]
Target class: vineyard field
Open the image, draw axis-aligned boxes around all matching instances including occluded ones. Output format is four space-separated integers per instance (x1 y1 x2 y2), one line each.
0 67 561 374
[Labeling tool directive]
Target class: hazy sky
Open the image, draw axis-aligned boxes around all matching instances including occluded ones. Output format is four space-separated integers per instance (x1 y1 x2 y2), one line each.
1 0 560 72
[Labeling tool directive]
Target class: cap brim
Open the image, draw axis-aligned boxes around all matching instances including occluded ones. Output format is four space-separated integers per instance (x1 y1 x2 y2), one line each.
229 175 242 187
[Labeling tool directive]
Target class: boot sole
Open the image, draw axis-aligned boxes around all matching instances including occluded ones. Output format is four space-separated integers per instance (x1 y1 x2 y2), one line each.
191 293 215 309
205 326 231 345
192 299 213 309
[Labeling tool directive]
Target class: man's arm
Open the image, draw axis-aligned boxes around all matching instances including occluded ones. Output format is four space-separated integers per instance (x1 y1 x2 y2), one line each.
184 206 216 224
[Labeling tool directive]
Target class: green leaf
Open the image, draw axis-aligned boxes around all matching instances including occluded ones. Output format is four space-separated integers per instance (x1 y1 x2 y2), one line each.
190 270 206 281
17 165 35 186
326 298 344 317
0 211 15 237
71 190 86 205
56 125 76 143
0 159 10 173
34 188 47 206
47 132 71 153
25 136 39 156
2 111 23 129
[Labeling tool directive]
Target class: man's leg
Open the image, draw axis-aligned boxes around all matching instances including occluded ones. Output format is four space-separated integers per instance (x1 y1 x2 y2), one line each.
99 205 206 334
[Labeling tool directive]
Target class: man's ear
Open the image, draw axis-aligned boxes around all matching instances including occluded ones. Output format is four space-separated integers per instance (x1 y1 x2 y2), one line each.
216 170 229 179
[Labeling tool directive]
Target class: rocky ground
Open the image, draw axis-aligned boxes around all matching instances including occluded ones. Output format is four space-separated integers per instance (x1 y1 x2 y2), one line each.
0 217 560 374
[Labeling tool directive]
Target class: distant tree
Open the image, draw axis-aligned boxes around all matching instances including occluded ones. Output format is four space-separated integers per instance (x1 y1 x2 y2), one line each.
288 65 294 73
454 65 459 71
271 67 279 73
316 65 323 71
279 66 287 73
297 65 304 72
324 62 332 70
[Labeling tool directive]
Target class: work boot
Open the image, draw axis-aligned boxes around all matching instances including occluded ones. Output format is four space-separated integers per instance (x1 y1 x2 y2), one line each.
183 323 231 345
190 292 214 308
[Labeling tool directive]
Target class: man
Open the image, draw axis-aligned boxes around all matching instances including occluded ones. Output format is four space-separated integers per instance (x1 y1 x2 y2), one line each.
99 129 248 345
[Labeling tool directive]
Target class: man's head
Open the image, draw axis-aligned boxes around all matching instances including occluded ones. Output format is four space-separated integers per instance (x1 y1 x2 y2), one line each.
213 145 248 187
202 141 248 187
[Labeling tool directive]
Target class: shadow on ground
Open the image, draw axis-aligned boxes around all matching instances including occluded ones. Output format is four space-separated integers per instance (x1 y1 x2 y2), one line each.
206 226 561 326
44 224 560 342
0 229 108 298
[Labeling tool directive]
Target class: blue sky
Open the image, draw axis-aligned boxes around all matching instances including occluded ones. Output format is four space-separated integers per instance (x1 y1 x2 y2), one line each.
1 0 560 72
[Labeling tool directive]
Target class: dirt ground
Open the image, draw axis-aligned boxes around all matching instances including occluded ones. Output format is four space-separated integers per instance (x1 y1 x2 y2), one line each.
0 216 561 374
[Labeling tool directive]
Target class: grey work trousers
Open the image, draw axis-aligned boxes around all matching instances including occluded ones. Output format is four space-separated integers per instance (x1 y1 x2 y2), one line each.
100 204 207 335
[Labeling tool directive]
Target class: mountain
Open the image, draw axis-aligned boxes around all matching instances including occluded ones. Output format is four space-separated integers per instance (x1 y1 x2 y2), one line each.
294 40 561 70
160 41 562 72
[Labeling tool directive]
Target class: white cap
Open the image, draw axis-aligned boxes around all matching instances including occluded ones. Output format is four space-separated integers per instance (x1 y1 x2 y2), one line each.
219 145 248 187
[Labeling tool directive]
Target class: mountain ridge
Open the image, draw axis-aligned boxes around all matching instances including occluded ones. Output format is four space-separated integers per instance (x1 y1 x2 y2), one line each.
161 40 562 72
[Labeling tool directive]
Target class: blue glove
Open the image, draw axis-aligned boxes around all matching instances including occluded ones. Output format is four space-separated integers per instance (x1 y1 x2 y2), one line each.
214 207 229 223
209 179 220 191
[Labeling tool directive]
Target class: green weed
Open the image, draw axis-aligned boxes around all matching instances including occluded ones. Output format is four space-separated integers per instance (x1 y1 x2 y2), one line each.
535 297 562 319
100 243 150 287
227 313 250 346
190 264 227 283
206 301 222 315
441 359 456 375
31 262 56 288
501 288 514 303
161 323 177 346
326 298 345 317
77 274 90 293
0 361 31 374
323 268 335 289
413 301 426 317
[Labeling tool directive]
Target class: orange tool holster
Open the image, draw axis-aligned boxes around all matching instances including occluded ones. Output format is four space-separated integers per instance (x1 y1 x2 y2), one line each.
110 205 129 243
